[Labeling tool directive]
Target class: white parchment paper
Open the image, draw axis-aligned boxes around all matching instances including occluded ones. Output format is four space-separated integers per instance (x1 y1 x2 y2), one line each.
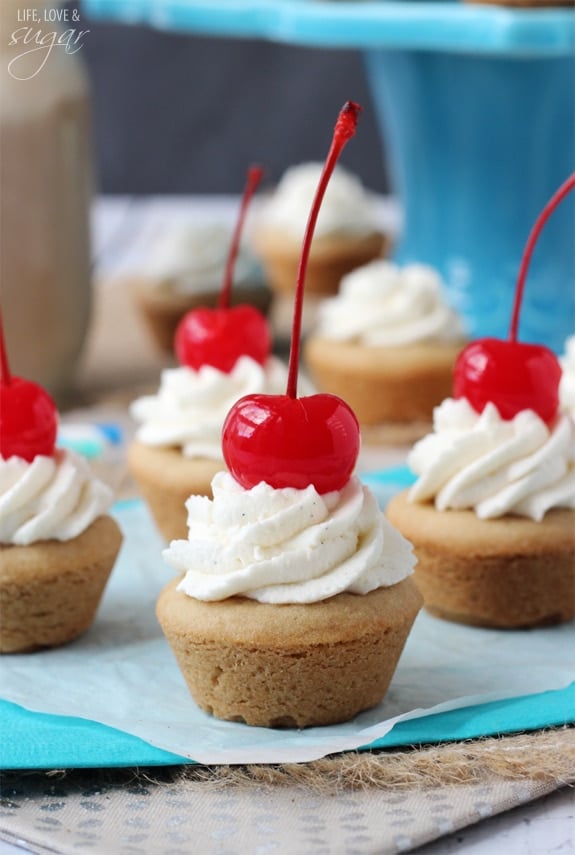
1 500 573 765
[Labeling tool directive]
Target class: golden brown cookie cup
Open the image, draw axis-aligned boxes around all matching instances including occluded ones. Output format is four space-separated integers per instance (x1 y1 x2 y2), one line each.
0 515 123 653
127 440 224 542
156 576 422 728
132 278 272 354
304 336 464 434
386 490 575 629
252 230 387 297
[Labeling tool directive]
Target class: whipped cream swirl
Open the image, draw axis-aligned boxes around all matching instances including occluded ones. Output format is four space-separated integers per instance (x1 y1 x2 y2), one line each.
0 449 114 546
559 335 575 418
131 356 309 459
261 162 380 240
408 398 575 521
164 472 415 604
316 260 464 346
145 222 257 293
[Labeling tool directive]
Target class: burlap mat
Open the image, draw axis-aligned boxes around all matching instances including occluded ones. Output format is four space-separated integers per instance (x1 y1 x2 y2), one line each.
169 726 575 793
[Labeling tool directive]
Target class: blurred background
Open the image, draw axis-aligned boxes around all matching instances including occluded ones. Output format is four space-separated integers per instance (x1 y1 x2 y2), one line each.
79 2 390 195
2 0 573 407
1 0 393 403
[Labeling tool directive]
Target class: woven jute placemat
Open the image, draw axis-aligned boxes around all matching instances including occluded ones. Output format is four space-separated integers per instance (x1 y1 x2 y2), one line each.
168 726 575 793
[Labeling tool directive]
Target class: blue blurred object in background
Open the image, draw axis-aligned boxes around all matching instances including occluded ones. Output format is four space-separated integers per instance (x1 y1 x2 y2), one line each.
361 464 417 510
366 47 575 353
58 422 123 459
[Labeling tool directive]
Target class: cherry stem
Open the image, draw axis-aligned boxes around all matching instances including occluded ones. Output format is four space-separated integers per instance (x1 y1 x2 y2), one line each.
510 171 575 343
0 309 11 387
286 101 361 399
219 165 264 310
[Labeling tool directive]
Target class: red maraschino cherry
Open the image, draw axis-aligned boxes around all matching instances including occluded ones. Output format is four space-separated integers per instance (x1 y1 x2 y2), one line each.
222 102 362 494
454 172 575 424
0 310 58 462
174 165 271 373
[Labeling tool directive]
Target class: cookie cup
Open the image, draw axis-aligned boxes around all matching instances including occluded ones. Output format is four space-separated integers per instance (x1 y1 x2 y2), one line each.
156 576 422 728
386 490 575 629
0 515 123 653
252 230 386 297
304 336 463 430
127 440 223 541
132 278 272 354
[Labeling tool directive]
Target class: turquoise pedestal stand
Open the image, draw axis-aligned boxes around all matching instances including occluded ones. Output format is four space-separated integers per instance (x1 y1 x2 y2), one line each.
366 49 575 351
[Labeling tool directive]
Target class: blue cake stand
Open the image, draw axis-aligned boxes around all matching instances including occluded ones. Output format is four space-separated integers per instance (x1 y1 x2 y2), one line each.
83 0 575 352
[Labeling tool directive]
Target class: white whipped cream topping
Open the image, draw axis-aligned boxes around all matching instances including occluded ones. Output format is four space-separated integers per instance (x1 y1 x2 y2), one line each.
316 260 464 346
163 472 415 604
0 449 114 546
559 335 575 418
408 398 575 521
145 223 257 293
131 356 311 459
261 162 380 240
